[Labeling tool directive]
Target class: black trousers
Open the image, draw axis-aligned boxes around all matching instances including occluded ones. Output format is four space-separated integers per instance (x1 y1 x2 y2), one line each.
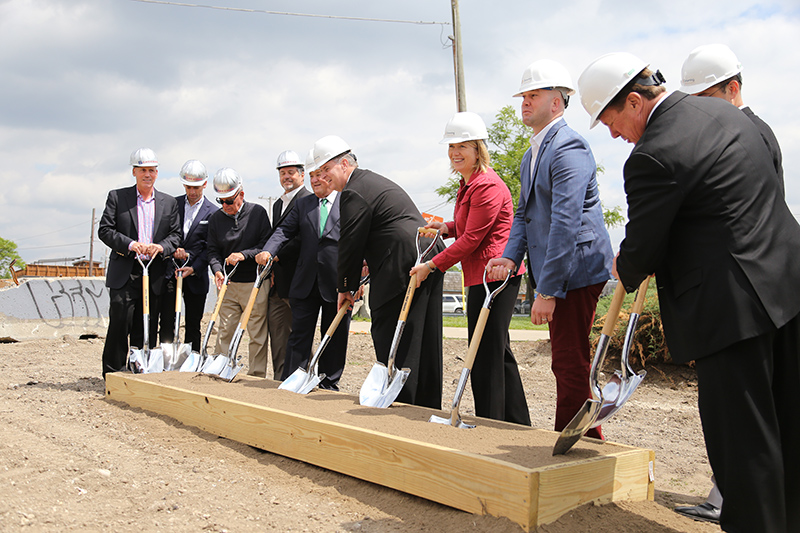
695 311 800 533
466 275 530 426
153 277 208 352
370 269 443 409
281 280 350 390
102 275 163 377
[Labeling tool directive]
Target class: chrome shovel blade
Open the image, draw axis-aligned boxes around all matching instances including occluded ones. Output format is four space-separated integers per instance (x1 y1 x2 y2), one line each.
428 413 475 429
144 348 164 373
361 367 410 408
128 348 146 373
180 350 201 372
359 362 389 405
202 354 228 376
552 399 602 455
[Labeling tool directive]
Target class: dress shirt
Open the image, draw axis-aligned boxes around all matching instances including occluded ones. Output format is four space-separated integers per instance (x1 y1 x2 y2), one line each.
529 116 562 181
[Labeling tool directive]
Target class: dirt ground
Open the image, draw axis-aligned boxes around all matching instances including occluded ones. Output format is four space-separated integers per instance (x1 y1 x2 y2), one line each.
0 324 720 532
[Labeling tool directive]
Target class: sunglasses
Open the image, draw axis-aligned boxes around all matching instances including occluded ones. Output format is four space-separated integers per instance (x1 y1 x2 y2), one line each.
216 191 240 205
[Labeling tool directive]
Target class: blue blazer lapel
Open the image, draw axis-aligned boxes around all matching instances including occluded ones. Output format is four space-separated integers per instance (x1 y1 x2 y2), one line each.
322 195 340 239
530 119 566 191
520 149 532 203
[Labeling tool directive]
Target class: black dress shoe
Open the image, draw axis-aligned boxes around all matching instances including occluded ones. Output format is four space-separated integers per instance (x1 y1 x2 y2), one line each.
674 502 721 523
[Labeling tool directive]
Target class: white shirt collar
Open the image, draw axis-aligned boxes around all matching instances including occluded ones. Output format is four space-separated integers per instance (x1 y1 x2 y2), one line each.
320 190 337 204
530 115 562 152
647 91 672 125
279 186 304 212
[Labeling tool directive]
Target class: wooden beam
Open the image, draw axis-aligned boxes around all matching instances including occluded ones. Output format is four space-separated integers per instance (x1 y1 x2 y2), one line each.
105 373 654 531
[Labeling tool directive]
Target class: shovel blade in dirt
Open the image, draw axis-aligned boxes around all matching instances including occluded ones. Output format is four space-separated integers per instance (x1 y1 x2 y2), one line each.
360 364 410 408
127 347 146 373
202 354 229 376
552 282 627 455
162 342 192 371
179 350 202 372
552 399 604 455
144 347 164 373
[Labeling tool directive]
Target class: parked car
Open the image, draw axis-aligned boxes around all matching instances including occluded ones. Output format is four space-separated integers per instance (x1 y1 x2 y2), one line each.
514 300 532 314
442 294 465 314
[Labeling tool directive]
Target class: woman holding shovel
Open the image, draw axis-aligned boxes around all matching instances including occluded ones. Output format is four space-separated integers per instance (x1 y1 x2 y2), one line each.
410 112 530 426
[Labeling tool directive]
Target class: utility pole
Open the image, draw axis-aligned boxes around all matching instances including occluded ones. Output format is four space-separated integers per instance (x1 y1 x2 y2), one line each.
89 208 95 276
450 0 467 112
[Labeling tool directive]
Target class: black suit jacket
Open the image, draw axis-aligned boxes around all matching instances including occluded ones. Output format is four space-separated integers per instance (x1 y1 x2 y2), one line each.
741 106 784 196
176 195 218 295
337 168 442 311
616 92 800 363
98 185 181 294
270 188 313 298
264 192 340 302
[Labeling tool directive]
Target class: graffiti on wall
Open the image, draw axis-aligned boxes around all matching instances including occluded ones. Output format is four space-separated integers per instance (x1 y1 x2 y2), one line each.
0 279 109 329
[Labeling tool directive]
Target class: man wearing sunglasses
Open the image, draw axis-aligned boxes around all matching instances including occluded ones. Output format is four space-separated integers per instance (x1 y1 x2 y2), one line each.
206 168 272 377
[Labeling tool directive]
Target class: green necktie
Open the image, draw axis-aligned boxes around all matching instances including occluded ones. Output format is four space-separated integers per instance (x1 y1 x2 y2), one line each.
319 198 329 237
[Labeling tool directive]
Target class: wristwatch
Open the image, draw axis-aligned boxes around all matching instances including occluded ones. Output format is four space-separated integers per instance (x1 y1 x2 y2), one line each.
426 261 437 273
536 292 555 300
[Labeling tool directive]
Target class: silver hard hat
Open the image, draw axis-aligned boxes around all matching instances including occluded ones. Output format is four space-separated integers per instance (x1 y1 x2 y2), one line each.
213 168 242 199
179 160 208 186
276 150 304 170
130 147 158 167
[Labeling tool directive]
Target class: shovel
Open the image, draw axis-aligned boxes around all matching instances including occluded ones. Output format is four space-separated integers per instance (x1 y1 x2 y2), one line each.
429 269 511 429
279 275 370 394
191 263 239 373
552 281 627 455
162 254 193 371
217 259 274 382
591 276 651 427
126 255 161 373
360 227 441 408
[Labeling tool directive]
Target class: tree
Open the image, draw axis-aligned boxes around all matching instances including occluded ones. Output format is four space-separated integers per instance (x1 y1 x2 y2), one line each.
0 237 24 279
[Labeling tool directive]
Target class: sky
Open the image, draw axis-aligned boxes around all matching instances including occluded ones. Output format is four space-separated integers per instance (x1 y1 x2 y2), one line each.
2 0 799 267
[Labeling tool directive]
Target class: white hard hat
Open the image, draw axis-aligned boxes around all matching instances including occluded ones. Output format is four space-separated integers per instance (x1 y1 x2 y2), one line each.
513 59 576 97
276 150 304 170
440 112 488 144
679 44 742 94
310 135 351 170
213 168 242 199
179 160 208 186
578 52 649 129
130 147 158 167
304 148 317 173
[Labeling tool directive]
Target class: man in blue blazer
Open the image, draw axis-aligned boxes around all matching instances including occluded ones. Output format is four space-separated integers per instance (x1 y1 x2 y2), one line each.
256 161 348 389
489 60 613 439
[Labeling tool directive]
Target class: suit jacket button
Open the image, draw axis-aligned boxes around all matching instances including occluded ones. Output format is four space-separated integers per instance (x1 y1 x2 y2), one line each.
525 218 531 223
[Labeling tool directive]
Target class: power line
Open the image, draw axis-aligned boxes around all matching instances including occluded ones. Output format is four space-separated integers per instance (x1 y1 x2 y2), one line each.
18 241 91 251
128 0 450 26
15 221 87 241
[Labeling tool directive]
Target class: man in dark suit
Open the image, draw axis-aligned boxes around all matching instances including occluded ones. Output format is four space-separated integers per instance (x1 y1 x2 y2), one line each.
167 160 218 352
98 147 181 377
675 43 787 525
256 159 347 389
578 52 800 533
312 135 444 409
266 150 312 379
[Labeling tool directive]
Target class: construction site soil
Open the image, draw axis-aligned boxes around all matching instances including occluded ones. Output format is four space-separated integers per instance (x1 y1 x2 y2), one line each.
0 327 719 532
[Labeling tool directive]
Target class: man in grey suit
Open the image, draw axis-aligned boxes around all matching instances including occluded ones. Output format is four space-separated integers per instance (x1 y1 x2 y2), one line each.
98 147 181 377
257 158 347 389
578 52 800 533
266 150 312 379
488 59 613 439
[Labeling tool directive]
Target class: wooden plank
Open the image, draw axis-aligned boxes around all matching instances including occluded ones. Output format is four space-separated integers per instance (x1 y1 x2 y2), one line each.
105 373 654 531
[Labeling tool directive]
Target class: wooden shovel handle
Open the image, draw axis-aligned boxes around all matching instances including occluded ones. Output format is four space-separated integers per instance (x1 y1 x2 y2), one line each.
601 282 627 336
325 303 350 338
210 284 229 323
398 273 418 322
174 273 184 313
463 307 490 371
142 273 150 315
239 286 260 328
631 277 651 315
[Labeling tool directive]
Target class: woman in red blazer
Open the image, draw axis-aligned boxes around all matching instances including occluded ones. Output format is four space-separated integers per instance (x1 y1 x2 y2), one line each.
411 112 530 425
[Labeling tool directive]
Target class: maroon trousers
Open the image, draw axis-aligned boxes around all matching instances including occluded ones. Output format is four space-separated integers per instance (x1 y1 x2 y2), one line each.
548 281 606 440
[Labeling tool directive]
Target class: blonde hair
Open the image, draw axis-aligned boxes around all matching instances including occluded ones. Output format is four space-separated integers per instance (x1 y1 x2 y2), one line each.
449 139 491 176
